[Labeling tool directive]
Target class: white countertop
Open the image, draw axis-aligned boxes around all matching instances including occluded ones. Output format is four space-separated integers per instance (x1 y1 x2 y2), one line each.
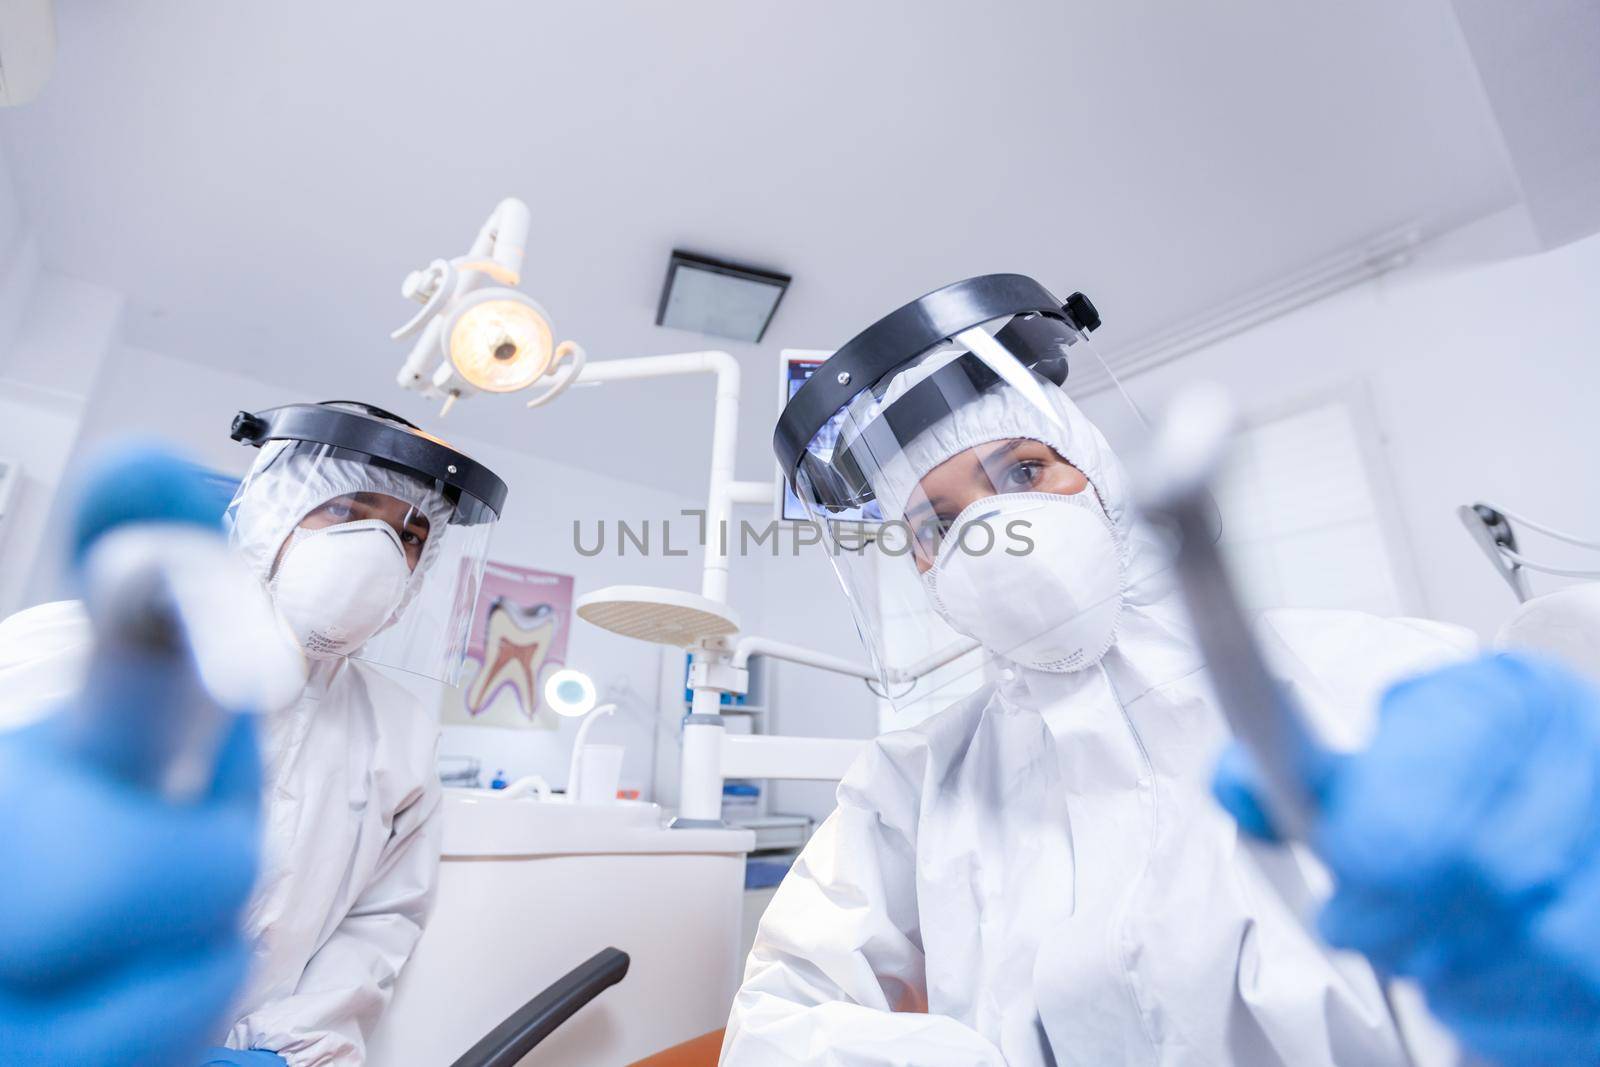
440 788 756 858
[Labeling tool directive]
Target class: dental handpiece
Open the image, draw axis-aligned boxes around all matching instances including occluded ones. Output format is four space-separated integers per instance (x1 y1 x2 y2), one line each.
66 450 305 800
1133 385 1325 841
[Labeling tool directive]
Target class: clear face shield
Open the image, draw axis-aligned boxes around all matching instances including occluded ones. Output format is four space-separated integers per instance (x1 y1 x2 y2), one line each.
775 275 1167 720
227 401 507 685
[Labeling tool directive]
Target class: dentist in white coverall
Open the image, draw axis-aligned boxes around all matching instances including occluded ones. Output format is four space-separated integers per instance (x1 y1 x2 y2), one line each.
0 401 507 1066
728 276 1472 1065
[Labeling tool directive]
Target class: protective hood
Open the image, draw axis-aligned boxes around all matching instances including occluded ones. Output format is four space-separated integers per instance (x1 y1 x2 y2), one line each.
866 379 1137 564
229 441 454 638
871 379 1180 687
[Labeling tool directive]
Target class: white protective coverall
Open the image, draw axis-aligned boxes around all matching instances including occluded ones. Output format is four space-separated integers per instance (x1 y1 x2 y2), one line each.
722 387 1473 1066
1496 582 1600 685
0 444 450 1066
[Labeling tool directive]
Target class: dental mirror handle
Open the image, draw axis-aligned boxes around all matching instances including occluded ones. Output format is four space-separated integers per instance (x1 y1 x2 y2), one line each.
66 448 305 800
1136 385 1325 841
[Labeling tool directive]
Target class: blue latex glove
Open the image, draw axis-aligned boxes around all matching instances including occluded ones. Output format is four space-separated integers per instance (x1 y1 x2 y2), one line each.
66 439 230 563
0 715 262 1067
0 443 263 1066
198 1048 289 1066
1214 652 1600 1067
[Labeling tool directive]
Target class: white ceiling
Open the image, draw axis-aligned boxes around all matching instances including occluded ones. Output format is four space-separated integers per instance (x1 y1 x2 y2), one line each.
0 0 1518 495
1449 0 1600 248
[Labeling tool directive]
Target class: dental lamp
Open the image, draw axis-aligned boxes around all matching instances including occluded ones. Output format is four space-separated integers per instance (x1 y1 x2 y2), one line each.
392 197 586 416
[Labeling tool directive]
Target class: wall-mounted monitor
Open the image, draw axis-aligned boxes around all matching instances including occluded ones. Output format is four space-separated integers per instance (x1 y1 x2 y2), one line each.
776 349 884 526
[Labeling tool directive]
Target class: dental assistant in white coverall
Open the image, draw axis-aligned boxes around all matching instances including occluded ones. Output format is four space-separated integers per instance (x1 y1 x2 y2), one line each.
728 278 1473 1066
0 403 503 1066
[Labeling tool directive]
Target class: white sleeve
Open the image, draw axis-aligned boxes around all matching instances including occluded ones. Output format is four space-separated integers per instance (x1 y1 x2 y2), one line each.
1255 608 1478 750
720 741 1009 1067
237 770 443 1066
0 600 92 731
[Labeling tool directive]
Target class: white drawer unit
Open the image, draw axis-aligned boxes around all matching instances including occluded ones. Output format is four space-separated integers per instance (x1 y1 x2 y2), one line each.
729 813 812 853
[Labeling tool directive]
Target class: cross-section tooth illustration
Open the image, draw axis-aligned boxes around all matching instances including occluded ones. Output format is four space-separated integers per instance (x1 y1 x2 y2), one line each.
464 598 556 718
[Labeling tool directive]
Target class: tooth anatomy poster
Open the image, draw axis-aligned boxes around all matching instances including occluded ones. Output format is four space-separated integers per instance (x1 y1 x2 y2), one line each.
444 562 575 729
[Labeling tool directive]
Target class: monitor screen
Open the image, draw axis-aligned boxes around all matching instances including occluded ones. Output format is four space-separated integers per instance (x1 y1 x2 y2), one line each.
779 351 884 525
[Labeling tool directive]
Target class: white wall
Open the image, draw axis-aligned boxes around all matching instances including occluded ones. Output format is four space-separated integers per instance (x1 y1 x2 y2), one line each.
0 130 57 614
0 127 128 616
17 343 289 607
0 385 81 614
1083 206 1600 640
416 430 704 799
0 130 22 267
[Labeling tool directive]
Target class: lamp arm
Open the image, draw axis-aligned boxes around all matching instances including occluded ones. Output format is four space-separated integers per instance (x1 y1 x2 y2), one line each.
524 342 588 409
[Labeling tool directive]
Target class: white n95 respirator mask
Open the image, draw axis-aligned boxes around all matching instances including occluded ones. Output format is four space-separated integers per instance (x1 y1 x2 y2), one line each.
923 490 1125 673
269 519 411 658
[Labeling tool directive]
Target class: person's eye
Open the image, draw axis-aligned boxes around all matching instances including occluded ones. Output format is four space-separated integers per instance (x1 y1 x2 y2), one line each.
324 501 354 519
401 530 423 547
1003 461 1041 489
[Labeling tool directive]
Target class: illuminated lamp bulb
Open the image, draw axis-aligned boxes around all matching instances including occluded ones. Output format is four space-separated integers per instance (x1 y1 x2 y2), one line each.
445 288 556 393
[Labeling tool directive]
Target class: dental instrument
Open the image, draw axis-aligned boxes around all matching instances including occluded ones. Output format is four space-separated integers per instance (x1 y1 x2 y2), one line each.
1134 384 1326 840
71 448 305 799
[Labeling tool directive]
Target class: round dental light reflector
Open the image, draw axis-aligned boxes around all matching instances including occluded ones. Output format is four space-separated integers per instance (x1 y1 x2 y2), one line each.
575 585 740 648
445 288 556 393
545 667 597 718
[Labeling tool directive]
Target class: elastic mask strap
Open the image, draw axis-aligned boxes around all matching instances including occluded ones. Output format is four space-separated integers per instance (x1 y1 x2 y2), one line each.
271 518 406 582
933 489 1109 572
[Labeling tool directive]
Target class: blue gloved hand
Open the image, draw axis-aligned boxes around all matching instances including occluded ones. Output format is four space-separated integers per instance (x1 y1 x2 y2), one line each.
1213 652 1600 1067
199 1048 289 1066
66 439 230 563
0 442 267 1066
0 715 262 1067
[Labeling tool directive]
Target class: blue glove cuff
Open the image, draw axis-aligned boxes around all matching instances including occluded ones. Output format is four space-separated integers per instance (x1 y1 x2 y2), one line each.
199 1049 289 1066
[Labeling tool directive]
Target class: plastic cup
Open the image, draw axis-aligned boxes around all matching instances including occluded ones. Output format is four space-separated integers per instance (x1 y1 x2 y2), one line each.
575 744 624 804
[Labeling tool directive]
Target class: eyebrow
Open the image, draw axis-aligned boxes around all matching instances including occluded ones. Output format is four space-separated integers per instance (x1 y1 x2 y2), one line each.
914 441 1031 515
974 439 1029 466
350 492 431 533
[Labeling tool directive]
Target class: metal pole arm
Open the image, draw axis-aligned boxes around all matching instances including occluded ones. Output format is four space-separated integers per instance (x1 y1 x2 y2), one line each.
730 633 979 687
731 634 878 682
